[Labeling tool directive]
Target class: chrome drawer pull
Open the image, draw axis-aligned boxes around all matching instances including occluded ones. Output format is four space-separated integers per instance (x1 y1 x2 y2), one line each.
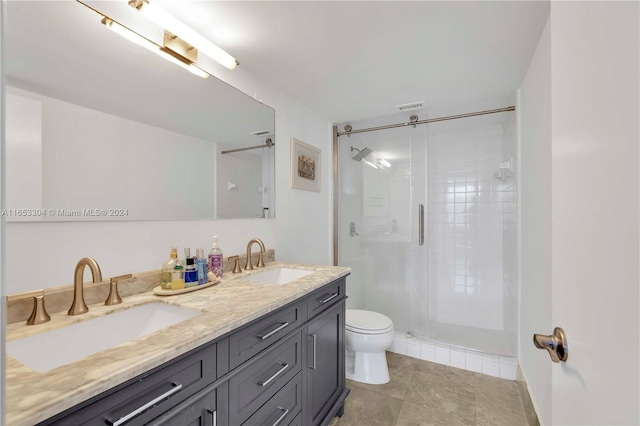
207 409 217 426
257 362 289 387
310 334 317 370
272 407 290 426
318 293 338 304
108 383 183 426
258 322 290 340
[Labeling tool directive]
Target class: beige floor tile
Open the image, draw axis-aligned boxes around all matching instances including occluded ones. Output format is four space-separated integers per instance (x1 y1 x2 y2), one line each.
403 370 476 424
339 352 528 426
396 400 477 426
347 365 413 400
476 376 528 425
334 386 403 426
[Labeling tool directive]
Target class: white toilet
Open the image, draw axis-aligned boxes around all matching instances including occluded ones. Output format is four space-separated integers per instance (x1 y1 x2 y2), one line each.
345 309 395 385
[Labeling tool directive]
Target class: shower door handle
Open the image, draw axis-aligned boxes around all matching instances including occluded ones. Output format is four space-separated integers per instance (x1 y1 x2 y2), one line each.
418 204 424 246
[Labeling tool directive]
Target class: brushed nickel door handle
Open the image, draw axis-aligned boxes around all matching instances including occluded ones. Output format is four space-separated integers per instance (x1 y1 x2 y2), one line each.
533 327 568 362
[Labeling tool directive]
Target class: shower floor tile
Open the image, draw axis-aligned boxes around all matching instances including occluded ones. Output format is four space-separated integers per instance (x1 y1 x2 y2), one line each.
330 352 532 426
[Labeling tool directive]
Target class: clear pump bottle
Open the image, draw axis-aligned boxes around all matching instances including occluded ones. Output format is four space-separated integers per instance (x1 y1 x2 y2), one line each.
161 247 178 290
208 236 224 278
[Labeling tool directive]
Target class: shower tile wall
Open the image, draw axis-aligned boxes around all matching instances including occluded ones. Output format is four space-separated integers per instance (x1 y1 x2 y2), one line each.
427 125 506 331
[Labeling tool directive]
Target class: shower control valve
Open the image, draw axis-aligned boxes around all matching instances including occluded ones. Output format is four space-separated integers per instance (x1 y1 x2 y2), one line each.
349 221 359 237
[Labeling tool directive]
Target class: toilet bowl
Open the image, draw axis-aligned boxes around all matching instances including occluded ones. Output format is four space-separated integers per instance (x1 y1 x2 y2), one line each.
345 309 394 385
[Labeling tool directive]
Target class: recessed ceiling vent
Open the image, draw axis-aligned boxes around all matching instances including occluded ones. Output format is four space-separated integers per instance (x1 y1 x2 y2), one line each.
393 101 425 112
250 130 271 136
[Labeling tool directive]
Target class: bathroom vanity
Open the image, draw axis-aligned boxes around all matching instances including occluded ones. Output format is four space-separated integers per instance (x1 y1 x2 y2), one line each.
5 263 350 426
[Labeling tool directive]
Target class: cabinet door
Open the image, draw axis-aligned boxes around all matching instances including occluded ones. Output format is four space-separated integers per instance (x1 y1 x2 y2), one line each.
150 383 221 426
306 301 345 426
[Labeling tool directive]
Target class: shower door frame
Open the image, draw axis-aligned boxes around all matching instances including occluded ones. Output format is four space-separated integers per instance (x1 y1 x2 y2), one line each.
332 105 516 266
332 106 517 349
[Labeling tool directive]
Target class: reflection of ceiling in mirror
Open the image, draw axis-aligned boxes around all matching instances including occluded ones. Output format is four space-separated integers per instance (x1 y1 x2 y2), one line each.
5 1 274 146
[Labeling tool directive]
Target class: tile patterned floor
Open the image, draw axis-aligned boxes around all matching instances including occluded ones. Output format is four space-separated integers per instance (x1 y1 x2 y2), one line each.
330 352 529 426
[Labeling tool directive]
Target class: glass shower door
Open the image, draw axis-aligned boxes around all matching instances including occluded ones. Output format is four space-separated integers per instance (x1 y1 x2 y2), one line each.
337 124 426 334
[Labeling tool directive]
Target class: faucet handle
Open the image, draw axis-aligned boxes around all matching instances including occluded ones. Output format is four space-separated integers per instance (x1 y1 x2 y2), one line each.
105 274 132 306
7 289 51 325
229 256 242 274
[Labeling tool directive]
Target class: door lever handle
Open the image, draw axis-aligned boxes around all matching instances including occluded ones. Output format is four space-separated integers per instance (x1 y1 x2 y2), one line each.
533 327 568 363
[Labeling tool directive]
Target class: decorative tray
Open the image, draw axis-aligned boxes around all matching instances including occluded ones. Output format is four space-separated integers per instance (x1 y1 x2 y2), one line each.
153 278 220 296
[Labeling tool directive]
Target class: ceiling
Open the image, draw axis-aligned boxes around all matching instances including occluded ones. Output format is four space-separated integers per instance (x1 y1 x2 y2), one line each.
158 0 550 123
5 1 550 126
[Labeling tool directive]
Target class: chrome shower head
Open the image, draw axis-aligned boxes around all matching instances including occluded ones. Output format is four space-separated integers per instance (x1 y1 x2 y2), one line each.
351 146 373 161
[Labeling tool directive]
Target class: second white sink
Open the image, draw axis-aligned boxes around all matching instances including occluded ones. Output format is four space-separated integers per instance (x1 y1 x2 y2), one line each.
243 267 314 285
6 302 201 373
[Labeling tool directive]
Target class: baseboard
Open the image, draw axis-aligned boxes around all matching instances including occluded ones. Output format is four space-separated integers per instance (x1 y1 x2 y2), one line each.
516 365 541 426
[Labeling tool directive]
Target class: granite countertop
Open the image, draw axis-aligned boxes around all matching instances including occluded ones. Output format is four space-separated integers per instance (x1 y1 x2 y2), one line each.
5 261 351 426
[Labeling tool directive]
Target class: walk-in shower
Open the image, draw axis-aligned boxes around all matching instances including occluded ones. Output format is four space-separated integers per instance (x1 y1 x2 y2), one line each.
334 107 518 374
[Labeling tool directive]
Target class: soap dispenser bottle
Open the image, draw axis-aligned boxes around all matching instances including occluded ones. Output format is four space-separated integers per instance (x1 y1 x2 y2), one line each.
208 236 224 278
172 257 185 290
196 248 207 284
161 247 178 290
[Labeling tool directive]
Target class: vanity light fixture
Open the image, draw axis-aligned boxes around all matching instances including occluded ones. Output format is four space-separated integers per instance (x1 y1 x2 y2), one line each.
128 0 239 70
101 17 209 79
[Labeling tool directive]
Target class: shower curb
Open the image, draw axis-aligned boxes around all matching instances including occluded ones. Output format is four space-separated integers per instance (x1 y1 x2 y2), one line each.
390 331 519 380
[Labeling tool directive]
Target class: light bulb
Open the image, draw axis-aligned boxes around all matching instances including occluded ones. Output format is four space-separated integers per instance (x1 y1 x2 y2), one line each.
131 1 238 70
102 17 209 79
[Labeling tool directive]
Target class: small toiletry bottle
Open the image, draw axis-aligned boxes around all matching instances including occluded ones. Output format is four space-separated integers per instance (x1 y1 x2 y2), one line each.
208 236 224 278
172 258 185 290
184 248 198 287
161 247 178 290
196 248 208 284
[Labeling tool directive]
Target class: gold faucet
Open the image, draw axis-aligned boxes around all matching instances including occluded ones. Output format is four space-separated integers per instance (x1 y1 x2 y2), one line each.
244 238 266 270
68 257 103 316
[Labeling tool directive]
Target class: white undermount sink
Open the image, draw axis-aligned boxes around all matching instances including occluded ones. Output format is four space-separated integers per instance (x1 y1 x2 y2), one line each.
6 302 202 373
242 267 314 285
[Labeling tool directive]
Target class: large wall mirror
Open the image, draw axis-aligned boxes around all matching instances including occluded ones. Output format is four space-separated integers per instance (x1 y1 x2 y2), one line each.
4 1 275 221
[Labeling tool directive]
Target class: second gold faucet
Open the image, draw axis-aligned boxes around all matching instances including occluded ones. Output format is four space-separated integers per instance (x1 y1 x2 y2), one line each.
244 238 266 270
68 257 103 316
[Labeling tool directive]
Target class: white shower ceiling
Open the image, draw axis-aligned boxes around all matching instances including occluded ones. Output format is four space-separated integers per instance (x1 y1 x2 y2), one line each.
157 1 550 123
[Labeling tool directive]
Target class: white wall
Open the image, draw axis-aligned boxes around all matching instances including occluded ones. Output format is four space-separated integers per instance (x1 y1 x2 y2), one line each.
4 62 332 293
549 2 639 423
215 147 263 218
520 3 640 423
519 17 552 425
5 93 42 221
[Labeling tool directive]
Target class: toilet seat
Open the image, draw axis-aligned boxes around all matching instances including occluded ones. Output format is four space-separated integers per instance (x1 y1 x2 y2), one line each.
346 309 394 335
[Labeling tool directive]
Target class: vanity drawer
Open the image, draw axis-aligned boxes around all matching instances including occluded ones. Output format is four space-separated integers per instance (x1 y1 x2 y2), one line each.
40 342 216 426
306 278 346 320
229 331 302 425
242 372 302 426
229 301 303 370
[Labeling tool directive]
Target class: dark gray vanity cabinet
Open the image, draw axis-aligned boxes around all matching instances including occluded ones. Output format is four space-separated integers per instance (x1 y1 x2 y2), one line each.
305 303 345 426
304 281 348 426
38 342 218 426
38 277 348 426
